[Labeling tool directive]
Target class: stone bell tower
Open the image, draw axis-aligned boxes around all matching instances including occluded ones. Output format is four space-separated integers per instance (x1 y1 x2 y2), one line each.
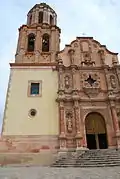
2 3 61 153
16 3 60 64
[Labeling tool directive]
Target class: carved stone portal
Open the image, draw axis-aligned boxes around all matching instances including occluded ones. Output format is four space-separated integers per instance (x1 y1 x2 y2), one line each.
82 73 100 97
66 110 73 133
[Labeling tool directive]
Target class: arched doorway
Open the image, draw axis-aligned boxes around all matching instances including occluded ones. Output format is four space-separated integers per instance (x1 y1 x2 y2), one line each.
85 112 108 149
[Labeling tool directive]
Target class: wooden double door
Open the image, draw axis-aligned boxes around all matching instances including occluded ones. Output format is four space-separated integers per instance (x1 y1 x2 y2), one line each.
85 112 108 149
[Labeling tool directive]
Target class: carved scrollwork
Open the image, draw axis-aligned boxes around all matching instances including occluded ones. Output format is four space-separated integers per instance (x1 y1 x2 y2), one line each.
66 110 73 133
82 72 101 97
74 42 79 48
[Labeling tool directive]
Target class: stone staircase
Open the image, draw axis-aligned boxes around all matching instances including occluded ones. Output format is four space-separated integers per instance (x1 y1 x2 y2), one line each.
51 149 120 167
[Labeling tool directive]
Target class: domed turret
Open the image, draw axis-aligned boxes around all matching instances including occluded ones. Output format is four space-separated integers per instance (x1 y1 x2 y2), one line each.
27 3 57 26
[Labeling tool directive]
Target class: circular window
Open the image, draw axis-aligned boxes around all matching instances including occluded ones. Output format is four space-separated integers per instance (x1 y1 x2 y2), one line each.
29 109 37 117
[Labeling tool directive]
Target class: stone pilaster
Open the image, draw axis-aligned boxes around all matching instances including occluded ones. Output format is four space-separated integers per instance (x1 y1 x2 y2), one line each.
58 65 64 90
71 66 76 90
74 101 83 149
32 9 36 24
110 101 120 148
35 27 41 62
59 101 67 150
20 27 27 50
35 27 41 52
35 8 39 23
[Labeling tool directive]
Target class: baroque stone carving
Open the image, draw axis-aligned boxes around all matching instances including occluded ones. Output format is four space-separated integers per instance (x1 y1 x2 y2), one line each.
64 75 70 89
81 52 95 66
112 56 118 66
68 49 75 65
74 42 78 48
82 72 100 97
110 75 117 89
60 139 66 148
98 49 105 64
66 110 73 133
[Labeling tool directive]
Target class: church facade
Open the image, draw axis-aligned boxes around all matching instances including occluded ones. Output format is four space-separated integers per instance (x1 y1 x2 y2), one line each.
1 3 120 153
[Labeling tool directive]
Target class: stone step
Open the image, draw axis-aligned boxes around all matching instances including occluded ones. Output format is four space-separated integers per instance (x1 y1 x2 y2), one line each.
78 158 120 161
53 162 120 167
51 149 120 168
52 163 120 168
76 161 120 164
75 164 120 167
55 160 120 164
87 154 120 156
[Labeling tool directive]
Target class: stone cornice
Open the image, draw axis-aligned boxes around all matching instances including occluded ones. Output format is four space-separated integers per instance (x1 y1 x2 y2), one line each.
10 62 57 67
56 65 112 71
56 95 120 103
19 24 61 33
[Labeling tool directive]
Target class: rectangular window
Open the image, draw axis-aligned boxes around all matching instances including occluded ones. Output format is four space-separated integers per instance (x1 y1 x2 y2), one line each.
30 83 39 95
28 81 42 97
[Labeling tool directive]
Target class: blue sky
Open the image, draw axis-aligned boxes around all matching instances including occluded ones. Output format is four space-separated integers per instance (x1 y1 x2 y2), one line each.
0 0 120 132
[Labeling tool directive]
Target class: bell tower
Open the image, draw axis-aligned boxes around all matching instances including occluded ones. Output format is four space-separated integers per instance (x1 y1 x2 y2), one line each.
16 3 60 64
2 3 60 152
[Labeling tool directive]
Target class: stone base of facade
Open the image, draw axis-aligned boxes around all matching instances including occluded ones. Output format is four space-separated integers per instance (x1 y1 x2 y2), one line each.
0 135 59 153
0 135 117 154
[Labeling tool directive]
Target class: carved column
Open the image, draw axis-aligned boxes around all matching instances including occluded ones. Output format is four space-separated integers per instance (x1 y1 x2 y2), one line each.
74 101 83 149
59 101 67 150
110 101 120 148
72 67 77 90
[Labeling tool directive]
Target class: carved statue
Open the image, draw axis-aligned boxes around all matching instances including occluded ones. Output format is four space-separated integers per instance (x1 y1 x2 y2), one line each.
66 111 73 133
110 75 116 88
81 52 95 66
68 49 75 65
98 49 105 64
84 52 91 63
64 76 70 88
